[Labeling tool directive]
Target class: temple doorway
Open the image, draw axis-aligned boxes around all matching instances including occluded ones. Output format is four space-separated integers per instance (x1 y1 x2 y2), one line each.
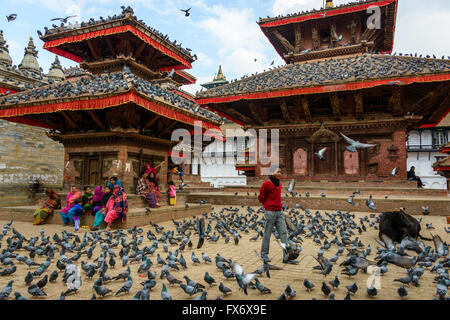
293 148 307 175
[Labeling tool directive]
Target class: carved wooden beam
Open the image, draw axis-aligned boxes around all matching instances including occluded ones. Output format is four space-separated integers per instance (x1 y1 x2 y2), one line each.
429 92 450 123
60 111 79 130
280 101 291 124
134 42 147 61
87 110 106 129
160 120 178 137
294 24 302 52
390 86 403 116
144 114 161 130
410 83 449 113
226 108 254 125
248 102 264 126
86 39 100 61
105 38 116 57
272 30 296 53
301 96 312 123
330 93 342 121
354 92 364 121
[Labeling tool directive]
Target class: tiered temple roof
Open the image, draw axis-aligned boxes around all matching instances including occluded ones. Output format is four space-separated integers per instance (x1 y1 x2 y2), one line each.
258 0 398 63
0 31 67 94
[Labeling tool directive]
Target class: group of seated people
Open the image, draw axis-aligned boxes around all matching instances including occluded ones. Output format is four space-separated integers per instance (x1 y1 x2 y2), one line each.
32 163 177 230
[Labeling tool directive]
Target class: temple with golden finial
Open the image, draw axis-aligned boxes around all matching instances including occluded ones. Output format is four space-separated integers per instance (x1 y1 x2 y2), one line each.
201 65 229 90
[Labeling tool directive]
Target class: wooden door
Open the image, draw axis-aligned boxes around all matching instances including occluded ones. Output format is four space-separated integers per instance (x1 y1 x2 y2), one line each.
89 159 99 185
314 144 334 176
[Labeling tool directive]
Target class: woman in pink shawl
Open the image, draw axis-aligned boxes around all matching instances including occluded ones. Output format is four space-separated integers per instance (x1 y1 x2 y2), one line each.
60 185 82 225
144 161 164 184
104 185 128 231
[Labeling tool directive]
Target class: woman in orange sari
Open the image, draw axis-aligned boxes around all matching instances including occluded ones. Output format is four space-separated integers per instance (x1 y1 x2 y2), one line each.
33 189 61 225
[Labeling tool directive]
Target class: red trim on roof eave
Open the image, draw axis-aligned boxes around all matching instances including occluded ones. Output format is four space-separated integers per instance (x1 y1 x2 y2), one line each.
419 108 450 129
440 148 450 154
434 167 450 171
43 25 192 69
236 166 255 171
199 104 247 127
196 73 450 105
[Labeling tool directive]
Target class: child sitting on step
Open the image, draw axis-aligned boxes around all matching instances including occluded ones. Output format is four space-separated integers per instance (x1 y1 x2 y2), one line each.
168 181 176 206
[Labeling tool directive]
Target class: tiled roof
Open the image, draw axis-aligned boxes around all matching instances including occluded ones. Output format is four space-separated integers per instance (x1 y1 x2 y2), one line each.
196 54 450 99
0 66 222 124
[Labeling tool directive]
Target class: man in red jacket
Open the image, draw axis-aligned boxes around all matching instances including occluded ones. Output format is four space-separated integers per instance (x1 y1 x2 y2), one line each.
258 166 298 264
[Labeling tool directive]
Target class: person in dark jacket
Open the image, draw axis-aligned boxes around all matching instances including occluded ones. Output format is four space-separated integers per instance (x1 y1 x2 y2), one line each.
258 165 298 264
407 166 424 188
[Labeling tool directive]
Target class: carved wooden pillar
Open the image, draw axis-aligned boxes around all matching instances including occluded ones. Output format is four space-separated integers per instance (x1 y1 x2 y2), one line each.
391 86 403 116
301 96 312 123
312 25 319 50
311 143 315 176
330 93 342 121
334 141 338 176
280 101 291 124
354 92 364 121
294 24 302 52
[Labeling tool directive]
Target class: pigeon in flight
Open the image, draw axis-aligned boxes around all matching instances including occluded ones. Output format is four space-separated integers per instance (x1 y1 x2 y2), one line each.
180 8 191 17
391 167 398 176
51 15 77 23
340 133 377 153
167 69 175 78
315 147 327 160
6 14 17 22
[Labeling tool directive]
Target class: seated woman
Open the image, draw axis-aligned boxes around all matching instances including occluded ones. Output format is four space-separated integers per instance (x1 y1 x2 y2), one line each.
407 166 424 188
33 189 61 225
81 186 94 215
60 185 82 224
92 186 105 214
104 185 128 231
108 176 122 190
136 170 162 208
91 186 113 231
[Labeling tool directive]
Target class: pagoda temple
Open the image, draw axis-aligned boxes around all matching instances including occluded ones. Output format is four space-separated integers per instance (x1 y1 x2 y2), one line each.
201 65 229 90
0 6 223 192
197 0 450 182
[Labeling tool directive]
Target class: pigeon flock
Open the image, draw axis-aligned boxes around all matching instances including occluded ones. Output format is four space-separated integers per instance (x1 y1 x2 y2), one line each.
196 54 450 98
0 201 448 300
36 6 196 61
0 66 222 124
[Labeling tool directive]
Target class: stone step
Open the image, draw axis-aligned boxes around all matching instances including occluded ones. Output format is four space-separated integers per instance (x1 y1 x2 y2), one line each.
0 204 211 229
224 185 449 197
186 192 450 216
35 192 189 208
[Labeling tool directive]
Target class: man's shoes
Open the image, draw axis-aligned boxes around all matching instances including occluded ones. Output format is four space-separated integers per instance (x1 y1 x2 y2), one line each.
282 259 299 265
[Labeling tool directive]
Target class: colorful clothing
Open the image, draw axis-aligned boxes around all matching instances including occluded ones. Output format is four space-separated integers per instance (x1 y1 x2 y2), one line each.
60 190 82 215
169 185 176 206
92 192 114 228
33 190 61 225
136 177 162 208
104 188 128 226
108 179 122 190
81 192 94 215
92 186 104 206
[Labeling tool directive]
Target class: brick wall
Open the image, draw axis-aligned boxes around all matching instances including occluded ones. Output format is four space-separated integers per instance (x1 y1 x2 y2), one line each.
0 120 64 204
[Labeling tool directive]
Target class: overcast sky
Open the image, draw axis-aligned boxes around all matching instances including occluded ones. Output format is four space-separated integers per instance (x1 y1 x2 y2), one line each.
1 0 449 94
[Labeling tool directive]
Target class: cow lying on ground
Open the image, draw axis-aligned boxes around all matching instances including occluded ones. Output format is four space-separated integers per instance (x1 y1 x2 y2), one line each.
378 208 432 247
